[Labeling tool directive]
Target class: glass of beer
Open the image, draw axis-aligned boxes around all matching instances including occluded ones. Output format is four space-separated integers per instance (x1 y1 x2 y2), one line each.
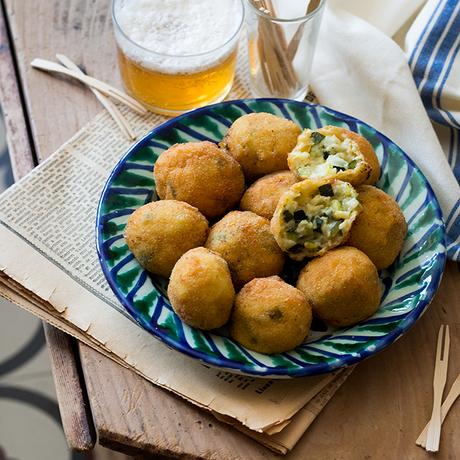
112 0 244 115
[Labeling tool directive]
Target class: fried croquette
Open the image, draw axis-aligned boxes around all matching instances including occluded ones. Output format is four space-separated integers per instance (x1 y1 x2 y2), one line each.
347 185 407 270
205 211 284 288
154 141 245 219
124 200 208 278
221 113 301 181
167 248 234 330
271 179 361 260
297 247 381 327
288 126 380 186
230 276 312 354
240 171 297 220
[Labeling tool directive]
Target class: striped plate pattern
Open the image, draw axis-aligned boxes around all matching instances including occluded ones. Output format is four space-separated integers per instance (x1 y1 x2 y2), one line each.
96 99 446 378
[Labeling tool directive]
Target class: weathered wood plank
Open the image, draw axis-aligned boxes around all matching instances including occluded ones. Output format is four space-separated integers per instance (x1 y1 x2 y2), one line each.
0 0 34 179
44 324 96 452
3 0 119 160
79 342 275 460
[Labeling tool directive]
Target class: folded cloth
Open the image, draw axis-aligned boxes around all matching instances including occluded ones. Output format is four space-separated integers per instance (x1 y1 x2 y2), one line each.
329 0 426 36
311 3 460 261
405 0 460 259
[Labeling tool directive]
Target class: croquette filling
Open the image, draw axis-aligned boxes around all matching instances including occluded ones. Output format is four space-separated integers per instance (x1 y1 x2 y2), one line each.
281 182 360 254
290 131 362 179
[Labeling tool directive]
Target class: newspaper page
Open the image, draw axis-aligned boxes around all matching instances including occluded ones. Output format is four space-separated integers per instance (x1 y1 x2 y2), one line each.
0 103 349 436
213 366 354 454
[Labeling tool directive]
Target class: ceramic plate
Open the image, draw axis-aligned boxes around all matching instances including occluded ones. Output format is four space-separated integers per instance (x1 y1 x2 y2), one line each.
96 99 446 378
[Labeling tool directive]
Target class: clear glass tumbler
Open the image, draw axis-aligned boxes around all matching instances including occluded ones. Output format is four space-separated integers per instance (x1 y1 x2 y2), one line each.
112 0 244 115
245 0 325 100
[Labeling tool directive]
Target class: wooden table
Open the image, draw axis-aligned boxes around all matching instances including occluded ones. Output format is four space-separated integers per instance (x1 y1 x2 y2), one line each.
0 1 458 458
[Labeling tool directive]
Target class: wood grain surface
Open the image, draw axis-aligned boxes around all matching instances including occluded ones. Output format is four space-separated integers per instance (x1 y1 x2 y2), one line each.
43 325 96 452
1 0 459 458
79 342 275 459
0 1 34 179
3 0 119 159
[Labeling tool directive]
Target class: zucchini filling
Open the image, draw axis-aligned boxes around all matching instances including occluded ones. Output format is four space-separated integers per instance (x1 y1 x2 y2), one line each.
281 182 360 255
290 130 362 179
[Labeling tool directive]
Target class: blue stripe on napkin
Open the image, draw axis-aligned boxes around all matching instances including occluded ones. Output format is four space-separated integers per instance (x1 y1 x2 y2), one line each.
408 0 460 261
408 0 446 67
446 197 460 259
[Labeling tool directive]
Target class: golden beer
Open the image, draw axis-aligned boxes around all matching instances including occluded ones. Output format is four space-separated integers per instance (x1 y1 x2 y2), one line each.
117 47 238 114
112 0 244 115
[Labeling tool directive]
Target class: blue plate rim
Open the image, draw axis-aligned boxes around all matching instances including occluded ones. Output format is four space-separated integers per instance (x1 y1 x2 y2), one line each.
95 98 447 377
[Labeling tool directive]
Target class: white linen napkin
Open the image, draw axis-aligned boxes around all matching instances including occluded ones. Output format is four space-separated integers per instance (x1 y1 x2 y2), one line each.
329 0 426 36
310 3 460 260
405 0 460 259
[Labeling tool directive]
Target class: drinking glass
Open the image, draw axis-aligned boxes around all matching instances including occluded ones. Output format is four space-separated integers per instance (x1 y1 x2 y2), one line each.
245 0 325 100
112 0 244 115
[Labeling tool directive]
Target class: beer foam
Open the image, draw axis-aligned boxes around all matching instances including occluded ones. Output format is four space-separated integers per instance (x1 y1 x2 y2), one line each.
116 0 243 74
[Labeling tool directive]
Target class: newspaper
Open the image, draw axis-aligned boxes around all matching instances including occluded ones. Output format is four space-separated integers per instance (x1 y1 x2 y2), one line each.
0 80 351 454
213 366 354 454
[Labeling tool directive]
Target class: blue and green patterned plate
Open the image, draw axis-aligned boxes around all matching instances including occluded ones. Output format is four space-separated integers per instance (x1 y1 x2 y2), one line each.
96 99 446 378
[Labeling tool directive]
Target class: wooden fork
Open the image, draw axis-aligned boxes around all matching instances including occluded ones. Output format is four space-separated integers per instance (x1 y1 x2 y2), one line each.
425 324 450 452
31 58 147 115
417 372 460 448
55 54 135 141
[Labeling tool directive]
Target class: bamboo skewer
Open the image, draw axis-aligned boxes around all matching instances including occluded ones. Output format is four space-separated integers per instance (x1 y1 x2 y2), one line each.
425 324 450 452
287 0 321 61
55 54 136 141
264 0 292 63
257 37 275 93
256 0 297 94
31 58 147 115
416 373 460 448
253 0 318 97
252 0 323 96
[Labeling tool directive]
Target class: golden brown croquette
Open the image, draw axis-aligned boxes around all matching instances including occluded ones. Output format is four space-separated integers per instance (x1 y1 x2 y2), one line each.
124 200 208 278
231 276 312 354
205 211 284 288
154 141 245 219
240 170 297 220
221 113 301 181
297 247 381 327
347 185 407 270
271 179 361 260
288 126 380 186
168 247 234 330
